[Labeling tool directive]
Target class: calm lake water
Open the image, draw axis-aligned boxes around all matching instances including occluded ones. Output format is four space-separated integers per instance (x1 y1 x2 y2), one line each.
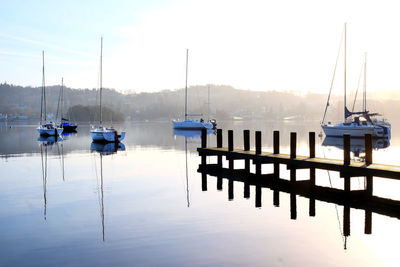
1 120 400 266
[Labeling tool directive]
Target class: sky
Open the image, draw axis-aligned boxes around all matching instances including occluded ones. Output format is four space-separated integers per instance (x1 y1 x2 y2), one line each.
1 0 400 94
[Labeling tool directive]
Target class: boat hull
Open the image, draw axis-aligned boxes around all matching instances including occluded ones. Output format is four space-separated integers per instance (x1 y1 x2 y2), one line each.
90 129 125 142
173 120 214 130
322 124 390 138
37 126 64 136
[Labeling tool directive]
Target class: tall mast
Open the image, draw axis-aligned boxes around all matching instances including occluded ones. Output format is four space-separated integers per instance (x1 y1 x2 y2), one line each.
363 52 367 112
42 51 47 124
61 77 64 121
185 49 188 121
207 85 210 122
344 23 347 121
100 37 103 126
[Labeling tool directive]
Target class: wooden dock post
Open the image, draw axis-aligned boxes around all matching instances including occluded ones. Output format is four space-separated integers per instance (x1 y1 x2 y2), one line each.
365 134 372 165
343 134 350 165
256 186 262 208
228 179 234 200
217 129 223 166
201 129 207 165
273 130 280 178
228 130 234 169
244 130 250 172
290 132 296 159
309 132 315 158
255 131 262 175
273 131 279 154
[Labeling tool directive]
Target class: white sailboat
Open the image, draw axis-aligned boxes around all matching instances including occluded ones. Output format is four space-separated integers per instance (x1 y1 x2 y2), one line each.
37 51 63 136
173 49 215 130
90 37 125 142
321 24 390 138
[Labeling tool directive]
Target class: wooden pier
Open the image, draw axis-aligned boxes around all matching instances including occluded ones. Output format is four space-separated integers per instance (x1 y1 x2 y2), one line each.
197 129 400 246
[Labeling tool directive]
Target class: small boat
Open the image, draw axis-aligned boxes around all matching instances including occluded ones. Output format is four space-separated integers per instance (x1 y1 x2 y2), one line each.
90 37 125 142
56 78 78 132
37 51 63 136
173 49 215 130
321 24 390 138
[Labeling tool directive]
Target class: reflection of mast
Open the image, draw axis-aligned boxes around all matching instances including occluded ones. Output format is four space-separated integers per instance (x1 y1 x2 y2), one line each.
40 144 48 220
185 137 190 207
56 142 65 181
97 154 105 242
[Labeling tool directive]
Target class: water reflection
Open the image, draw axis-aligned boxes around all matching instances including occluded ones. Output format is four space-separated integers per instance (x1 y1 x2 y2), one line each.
322 136 390 159
37 135 63 146
173 128 215 138
90 142 126 155
40 143 48 220
198 163 400 250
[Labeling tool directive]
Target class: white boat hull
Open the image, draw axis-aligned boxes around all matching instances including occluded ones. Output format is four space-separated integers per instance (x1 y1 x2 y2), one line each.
37 126 63 136
90 127 125 142
173 120 214 129
322 124 390 138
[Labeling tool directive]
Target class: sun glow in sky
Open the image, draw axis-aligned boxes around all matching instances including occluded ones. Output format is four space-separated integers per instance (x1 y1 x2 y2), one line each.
1 0 400 93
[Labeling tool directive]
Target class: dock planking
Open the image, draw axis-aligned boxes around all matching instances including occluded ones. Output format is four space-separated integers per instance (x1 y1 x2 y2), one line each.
198 129 400 180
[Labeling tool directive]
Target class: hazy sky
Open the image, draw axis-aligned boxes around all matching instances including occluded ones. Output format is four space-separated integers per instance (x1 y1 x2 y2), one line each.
1 0 400 94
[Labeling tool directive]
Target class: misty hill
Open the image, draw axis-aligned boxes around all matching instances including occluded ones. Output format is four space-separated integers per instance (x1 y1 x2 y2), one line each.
0 82 398 123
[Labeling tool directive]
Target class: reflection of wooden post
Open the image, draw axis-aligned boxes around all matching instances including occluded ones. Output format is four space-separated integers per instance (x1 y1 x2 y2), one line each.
290 193 297 220
344 205 350 237
310 168 315 187
201 173 207 191
365 134 372 165
255 131 261 175
309 197 315 217
343 134 350 165
366 175 373 196
228 179 234 200
365 210 372 235
273 190 280 207
217 176 223 191
290 132 296 159
309 132 315 158
255 186 262 208
201 129 207 165
344 175 351 192
290 168 296 182
228 130 234 169
244 182 250 199
217 129 222 166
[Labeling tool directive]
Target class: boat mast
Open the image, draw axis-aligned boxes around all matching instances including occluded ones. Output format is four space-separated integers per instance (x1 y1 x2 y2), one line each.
363 52 367 112
61 77 64 122
185 49 188 121
100 37 103 126
344 23 347 121
207 85 210 122
41 51 47 124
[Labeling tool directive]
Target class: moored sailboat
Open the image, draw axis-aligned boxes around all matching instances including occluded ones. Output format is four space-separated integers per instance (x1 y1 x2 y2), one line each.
56 78 78 132
321 24 390 138
90 37 125 142
37 51 63 136
173 49 215 130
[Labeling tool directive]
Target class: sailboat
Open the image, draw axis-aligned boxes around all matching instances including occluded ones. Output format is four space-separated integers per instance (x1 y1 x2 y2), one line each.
37 51 63 136
56 78 78 132
321 24 391 138
90 37 125 142
173 49 216 130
